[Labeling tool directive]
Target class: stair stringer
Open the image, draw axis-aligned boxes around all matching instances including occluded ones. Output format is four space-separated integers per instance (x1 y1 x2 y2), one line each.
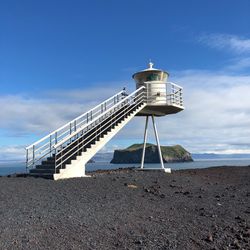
53 104 146 180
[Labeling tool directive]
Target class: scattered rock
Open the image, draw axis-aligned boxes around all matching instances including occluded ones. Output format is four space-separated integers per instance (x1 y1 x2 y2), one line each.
243 229 250 237
235 216 243 221
236 234 243 240
127 184 138 189
205 233 213 242
232 239 241 249
244 209 250 214
134 239 143 245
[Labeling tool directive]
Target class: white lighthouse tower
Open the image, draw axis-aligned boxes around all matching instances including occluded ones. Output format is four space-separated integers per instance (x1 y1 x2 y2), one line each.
133 62 184 172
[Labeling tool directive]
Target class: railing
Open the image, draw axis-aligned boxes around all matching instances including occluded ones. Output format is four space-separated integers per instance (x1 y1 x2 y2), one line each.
167 82 184 107
144 82 183 107
26 82 183 170
26 89 127 169
54 87 146 170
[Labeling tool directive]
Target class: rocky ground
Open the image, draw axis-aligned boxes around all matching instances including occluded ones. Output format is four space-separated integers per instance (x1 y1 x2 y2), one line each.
0 166 249 250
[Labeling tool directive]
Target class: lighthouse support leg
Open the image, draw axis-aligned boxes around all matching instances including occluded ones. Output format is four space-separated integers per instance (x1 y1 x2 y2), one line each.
140 116 149 169
151 115 165 169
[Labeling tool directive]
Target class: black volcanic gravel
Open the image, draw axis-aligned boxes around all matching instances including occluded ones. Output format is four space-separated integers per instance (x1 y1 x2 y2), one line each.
0 166 249 250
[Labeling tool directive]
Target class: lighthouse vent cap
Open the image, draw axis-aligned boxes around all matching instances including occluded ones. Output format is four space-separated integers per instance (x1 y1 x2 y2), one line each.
132 62 169 79
143 61 159 71
149 61 154 69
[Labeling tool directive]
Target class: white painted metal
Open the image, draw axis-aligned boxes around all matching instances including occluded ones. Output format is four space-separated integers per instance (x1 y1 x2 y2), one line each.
26 89 125 168
140 116 149 169
133 63 184 117
54 87 146 171
144 82 183 107
151 115 164 169
27 86 146 179
27 62 183 179
139 115 171 172
133 62 169 106
54 103 146 180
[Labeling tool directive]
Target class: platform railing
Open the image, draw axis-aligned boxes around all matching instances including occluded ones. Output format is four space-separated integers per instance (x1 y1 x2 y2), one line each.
54 87 146 170
144 82 184 107
26 89 128 169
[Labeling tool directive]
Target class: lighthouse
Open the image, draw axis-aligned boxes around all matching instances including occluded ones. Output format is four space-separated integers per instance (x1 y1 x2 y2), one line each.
133 62 184 172
26 61 184 180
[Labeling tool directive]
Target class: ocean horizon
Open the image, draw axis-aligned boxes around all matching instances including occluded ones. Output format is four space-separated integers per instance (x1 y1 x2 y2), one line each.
1 158 250 176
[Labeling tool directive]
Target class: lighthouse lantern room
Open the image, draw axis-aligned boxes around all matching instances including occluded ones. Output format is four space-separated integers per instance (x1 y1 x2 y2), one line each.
133 62 184 116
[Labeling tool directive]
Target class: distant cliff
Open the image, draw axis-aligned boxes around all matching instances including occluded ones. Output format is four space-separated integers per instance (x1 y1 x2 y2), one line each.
110 144 193 164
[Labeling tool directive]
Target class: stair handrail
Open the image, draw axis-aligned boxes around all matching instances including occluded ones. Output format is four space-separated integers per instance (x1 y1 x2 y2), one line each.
54 87 146 169
26 89 126 168
54 86 146 149
26 89 124 150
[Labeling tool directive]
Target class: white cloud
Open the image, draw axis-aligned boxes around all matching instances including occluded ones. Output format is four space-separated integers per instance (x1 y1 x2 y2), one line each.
0 145 25 161
199 34 250 54
0 85 125 136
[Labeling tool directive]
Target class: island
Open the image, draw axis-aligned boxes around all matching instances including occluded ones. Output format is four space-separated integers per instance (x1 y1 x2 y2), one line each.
110 143 193 163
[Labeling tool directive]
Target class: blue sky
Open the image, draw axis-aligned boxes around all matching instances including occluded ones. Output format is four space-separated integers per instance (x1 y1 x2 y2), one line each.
1 0 250 160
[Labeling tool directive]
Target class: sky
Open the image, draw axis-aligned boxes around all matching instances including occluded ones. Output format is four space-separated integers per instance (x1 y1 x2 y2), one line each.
0 0 250 161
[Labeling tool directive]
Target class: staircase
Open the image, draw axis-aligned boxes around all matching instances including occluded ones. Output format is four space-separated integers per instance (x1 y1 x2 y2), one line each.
26 87 146 180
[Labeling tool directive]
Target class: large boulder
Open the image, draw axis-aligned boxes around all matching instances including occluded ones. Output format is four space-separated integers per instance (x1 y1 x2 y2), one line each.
110 143 193 163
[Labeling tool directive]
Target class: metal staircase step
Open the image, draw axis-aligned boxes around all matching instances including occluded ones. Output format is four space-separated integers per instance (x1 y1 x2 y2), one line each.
36 164 55 170
30 169 56 174
29 172 54 179
41 159 55 164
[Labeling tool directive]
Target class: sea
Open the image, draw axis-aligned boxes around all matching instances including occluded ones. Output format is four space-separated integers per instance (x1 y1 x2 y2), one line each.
0 158 250 176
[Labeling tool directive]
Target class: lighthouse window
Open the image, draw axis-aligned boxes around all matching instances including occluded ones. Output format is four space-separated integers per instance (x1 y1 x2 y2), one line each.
146 73 161 81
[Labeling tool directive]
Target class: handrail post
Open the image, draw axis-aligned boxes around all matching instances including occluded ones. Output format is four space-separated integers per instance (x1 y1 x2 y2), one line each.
54 149 57 173
74 120 77 131
60 145 63 169
32 145 35 166
26 149 28 172
50 135 52 156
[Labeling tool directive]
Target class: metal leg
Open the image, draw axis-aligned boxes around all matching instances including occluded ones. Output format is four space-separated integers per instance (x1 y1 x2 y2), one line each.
140 116 149 169
152 115 164 169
